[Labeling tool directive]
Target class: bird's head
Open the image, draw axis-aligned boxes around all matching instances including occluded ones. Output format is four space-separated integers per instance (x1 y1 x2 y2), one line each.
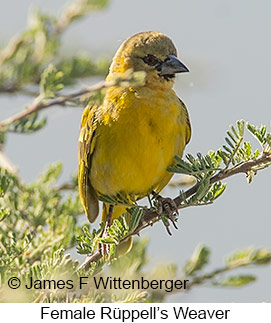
108 31 189 90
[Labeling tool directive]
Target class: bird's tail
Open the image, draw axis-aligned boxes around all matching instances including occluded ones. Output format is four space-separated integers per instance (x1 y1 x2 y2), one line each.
102 203 133 256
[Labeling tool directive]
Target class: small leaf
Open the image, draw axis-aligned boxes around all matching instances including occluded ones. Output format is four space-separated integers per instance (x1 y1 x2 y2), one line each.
253 249 271 265
8 112 47 134
226 248 255 267
229 125 238 140
0 132 6 145
0 168 11 196
246 170 254 183
223 145 233 154
225 137 235 149
237 120 245 137
0 208 10 221
40 64 64 98
184 244 210 276
194 178 210 201
128 207 143 233
218 275 256 287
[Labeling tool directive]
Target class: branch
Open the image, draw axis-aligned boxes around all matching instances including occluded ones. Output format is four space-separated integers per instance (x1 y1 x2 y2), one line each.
79 151 271 270
0 81 106 130
0 70 146 131
188 266 233 289
174 151 271 206
187 247 271 289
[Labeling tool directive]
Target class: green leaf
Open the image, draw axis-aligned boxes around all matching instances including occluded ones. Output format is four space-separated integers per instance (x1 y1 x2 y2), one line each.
184 244 210 276
220 120 245 167
225 137 235 149
128 207 143 233
246 123 265 144
218 275 256 287
98 193 135 206
226 248 255 267
217 149 230 165
0 168 11 196
213 182 226 200
253 249 271 265
237 120 245 137
0 208 10 222
99 236 117 244
40 64 64 98
169 153 221 181
194 178 210 201
8 112 47 134
0 132 6 145
85 0 110 10
203 182 226 203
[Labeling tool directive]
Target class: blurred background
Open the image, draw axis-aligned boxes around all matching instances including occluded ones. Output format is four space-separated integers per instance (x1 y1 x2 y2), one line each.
0 0 270 302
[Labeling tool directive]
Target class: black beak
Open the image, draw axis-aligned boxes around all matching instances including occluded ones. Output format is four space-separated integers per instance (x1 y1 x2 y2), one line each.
158 55 189 75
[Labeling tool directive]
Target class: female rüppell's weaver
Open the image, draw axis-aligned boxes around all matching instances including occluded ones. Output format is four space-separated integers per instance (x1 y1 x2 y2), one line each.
78 31 191 255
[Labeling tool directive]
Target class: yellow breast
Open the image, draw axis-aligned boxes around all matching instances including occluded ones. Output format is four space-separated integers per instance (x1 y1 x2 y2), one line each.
90 87 188 197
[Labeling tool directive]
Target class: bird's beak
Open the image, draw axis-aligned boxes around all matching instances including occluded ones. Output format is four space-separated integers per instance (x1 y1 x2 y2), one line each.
158 55 189 75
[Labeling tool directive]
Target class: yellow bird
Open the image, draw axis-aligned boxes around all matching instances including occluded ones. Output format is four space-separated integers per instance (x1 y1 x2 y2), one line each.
78 31 191 255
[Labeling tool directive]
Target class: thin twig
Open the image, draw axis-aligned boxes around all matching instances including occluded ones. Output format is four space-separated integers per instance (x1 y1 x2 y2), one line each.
0 69 145 131
174 152 271 206
188 259 260 289
78 251 102 270
0 81 106 130
79 152 271 270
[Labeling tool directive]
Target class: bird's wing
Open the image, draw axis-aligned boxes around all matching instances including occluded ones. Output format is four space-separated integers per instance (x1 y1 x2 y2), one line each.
78 104 99 223
178 97 191 144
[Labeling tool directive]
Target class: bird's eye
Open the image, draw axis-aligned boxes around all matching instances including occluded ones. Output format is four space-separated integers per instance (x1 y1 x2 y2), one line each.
143 54 159 66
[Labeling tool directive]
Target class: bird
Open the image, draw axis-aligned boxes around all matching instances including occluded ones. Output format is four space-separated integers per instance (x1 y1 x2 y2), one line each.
78 31 191 256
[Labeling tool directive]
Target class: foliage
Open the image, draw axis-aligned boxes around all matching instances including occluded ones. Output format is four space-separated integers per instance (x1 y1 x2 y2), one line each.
0 0 110 91
0 0 270 303
7 113 47 134
0 0 110 134
40 64 64 99
0 164 83 275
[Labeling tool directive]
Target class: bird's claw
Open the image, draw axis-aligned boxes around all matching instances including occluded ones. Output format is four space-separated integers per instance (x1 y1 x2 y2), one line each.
156 195 179 235
99 216 112 260
100 242 110 261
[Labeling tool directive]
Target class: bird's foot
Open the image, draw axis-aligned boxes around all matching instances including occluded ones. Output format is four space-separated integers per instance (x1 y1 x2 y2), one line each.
99 205 114 260
99 227 110 261
155 194 179 235
100 242 110 261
